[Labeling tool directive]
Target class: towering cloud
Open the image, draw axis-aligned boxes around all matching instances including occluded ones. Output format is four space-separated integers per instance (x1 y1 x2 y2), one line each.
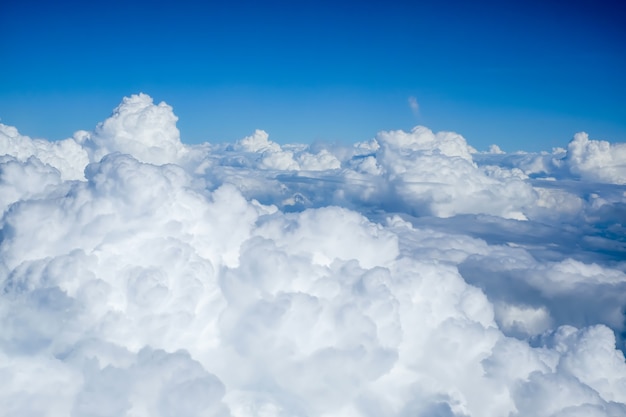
566 132 626 184
78 93 187 166
1 94 625 416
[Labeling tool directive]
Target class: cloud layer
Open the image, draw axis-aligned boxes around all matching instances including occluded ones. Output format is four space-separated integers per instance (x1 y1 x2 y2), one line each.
1 94 626 416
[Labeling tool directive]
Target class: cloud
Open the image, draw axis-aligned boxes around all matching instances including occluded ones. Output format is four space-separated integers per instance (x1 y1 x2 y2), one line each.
408 96 419 116
77 93 187 166
1 94 626 416
0 123 88 181
565 132 626 184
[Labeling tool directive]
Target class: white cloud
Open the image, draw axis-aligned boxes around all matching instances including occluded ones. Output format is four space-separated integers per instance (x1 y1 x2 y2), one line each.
408 96 419 116
78 93 187 165
0 123 88 180
1 94 626 416
566 132 626 184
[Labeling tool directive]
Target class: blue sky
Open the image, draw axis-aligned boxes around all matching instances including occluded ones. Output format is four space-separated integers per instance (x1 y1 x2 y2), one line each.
1 0 624 151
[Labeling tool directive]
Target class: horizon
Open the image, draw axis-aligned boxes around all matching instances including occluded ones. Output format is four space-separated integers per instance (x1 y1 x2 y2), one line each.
1 0 625 152
2 1 626 415
1 89 626 415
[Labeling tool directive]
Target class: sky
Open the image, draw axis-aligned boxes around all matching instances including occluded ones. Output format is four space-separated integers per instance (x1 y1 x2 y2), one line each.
1 93 626 416
3 2 626 414
1 0 625 151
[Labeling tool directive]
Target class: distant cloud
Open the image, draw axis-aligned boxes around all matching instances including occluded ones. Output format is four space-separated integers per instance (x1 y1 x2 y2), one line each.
566 131 626 184
1 94 626 416
408 95 419 116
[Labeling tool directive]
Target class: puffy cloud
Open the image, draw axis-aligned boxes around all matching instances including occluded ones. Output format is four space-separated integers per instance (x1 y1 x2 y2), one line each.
0 123 88 180
377 125 475 161
565 132 626 184
231 130 340 171
0 155 64 214
373 126 535 219
234 129 282 154
71 347 229 417
1 94 626 416
78 93 187 165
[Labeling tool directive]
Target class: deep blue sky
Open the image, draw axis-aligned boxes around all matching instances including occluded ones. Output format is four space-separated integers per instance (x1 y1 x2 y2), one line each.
1 0 624 151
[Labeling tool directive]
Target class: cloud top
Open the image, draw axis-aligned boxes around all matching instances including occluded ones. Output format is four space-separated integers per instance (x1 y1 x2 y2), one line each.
566 132 626 184
1 94 625 416
79 93 186 165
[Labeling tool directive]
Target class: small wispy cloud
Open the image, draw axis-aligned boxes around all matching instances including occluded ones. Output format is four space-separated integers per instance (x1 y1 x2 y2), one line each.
408 96 419 117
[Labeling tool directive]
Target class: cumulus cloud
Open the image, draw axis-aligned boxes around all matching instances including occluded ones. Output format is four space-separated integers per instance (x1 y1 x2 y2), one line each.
77 93 187 166
566 132 626 184
1 93 626 416
0 123 88 180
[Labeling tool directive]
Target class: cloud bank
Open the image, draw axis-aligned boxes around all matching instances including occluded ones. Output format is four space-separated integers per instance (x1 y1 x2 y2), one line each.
1 94 626 416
